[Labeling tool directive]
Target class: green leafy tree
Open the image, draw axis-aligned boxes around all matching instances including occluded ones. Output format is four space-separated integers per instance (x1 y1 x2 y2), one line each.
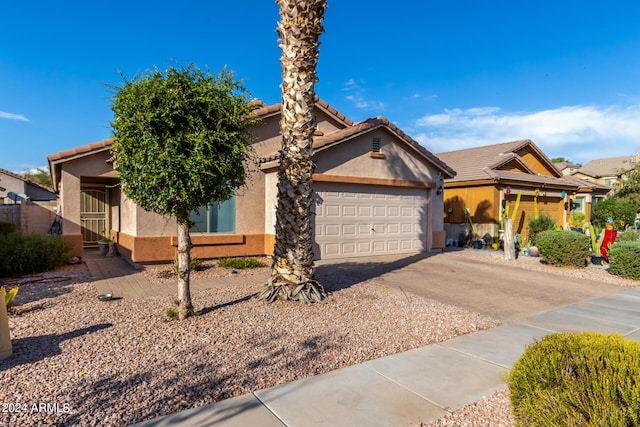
615 160 640 207
591 198 636 229
22 167 52 188
257 0 327 303
109 64 260 320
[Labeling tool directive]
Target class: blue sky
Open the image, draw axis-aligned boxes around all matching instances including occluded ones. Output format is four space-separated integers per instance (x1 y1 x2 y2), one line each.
2 1 640 174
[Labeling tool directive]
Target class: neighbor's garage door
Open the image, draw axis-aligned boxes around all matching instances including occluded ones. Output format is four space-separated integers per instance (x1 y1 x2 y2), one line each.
313 183 427 260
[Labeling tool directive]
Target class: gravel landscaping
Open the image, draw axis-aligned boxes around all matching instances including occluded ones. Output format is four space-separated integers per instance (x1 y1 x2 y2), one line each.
1 249 636 427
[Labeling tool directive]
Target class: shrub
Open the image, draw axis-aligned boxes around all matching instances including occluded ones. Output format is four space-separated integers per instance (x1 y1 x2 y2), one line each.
172 255 203 274
591 198 636 229
528 215 555 245
218 257 266 269
536 230 590 267
507 332 640 427
0 221 16 236
0 233 72 277
616 230 640 242
608 241 640 280
569 212 586 228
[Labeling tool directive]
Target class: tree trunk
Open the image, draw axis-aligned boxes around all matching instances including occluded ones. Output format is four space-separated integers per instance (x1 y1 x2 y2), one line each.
176 214 194 319
503 217 516 260
257 0 327 303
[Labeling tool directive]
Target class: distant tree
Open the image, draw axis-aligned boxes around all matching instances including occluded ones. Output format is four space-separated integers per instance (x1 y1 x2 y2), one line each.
591 198 637 229
23 167 52 188
615 161 640 207
109 64 260 320
551 157 568 163
257 0 327 303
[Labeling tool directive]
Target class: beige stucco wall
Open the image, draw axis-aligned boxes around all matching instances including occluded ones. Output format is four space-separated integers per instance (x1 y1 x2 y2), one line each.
315 129 437 183
21 201 59 234
0 172 26 203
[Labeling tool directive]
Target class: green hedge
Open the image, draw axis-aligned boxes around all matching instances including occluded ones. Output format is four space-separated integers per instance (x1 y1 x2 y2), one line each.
0 221 16 236
608 241 640 280
0 233 72 277
616 230 640 242
507 332 640 427
536 230 590 267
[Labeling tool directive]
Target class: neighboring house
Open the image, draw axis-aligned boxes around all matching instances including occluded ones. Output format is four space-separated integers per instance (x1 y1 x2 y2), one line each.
554 161 580 176
435 140 610 242
0 168 57 203
0 168 59 234
572 154 640 192
48 98 456 263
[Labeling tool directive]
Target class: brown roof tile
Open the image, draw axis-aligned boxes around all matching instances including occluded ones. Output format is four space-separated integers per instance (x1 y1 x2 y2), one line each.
47 139 114 164
575 154 639 178
254 97 355 127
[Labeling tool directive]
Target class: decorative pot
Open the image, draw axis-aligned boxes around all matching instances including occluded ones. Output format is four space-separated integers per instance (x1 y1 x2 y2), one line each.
591 256 604 266
528 246 539 257
473 240 484 249
97 241 108 256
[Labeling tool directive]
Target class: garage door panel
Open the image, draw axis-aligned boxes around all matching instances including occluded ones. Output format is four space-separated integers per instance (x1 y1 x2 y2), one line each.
342 224 356 235
314 183 427 260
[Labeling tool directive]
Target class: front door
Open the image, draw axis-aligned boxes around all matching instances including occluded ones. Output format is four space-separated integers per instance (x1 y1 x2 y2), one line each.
80 187 108 246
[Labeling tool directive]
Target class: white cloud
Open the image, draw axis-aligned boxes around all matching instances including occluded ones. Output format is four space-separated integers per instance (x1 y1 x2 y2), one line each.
0 111 30 122
414 105 640 164
341 79 385 112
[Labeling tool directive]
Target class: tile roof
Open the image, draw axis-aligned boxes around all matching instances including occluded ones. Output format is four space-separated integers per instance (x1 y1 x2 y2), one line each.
47 139 114 164
574 154 639 178
253 97 354 127
562 174 611 192
260 115 456 178
435 140 535 182
0 167 55 193
48 139 114 191
314 116 455 177
435 139 590 191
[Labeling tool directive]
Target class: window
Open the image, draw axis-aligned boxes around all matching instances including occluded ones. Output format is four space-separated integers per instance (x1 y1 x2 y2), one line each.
190 196 235 233
604 178 617 187
574 196 586 214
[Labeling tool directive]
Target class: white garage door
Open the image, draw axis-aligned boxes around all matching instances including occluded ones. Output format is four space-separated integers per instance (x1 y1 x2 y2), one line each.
313 183 427 260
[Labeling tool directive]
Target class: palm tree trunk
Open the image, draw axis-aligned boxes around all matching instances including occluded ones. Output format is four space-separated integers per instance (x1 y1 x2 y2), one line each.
257 0 327 303
176 214 194 318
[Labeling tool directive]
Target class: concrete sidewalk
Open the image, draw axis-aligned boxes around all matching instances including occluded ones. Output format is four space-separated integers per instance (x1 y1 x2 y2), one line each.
130 286 640 427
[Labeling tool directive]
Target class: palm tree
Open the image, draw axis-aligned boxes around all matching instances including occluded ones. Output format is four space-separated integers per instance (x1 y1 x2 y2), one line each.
257 0 327 303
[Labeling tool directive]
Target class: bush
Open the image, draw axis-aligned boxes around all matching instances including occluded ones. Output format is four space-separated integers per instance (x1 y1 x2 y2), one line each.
536 230 590 267
0 233 72 277
591 198 637 229
218 257 266 269
0 221 16 236
616 230 640 242
569 212 586 228
172 255 203 274
528 215 555 245
507 332 640 427
608 241 640 280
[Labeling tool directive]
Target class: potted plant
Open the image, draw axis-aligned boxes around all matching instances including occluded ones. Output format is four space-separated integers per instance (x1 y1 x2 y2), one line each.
465 208 484 249
97 233 117 257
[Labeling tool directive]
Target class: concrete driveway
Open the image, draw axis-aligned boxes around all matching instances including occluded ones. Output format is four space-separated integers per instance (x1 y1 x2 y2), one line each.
315 250 626 322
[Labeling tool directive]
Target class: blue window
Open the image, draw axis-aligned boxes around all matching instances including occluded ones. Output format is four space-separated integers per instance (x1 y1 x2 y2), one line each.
190 196 235 233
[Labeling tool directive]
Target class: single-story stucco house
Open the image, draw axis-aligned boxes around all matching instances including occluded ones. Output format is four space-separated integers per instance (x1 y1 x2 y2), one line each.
48 98 456 263
435 139 610 242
